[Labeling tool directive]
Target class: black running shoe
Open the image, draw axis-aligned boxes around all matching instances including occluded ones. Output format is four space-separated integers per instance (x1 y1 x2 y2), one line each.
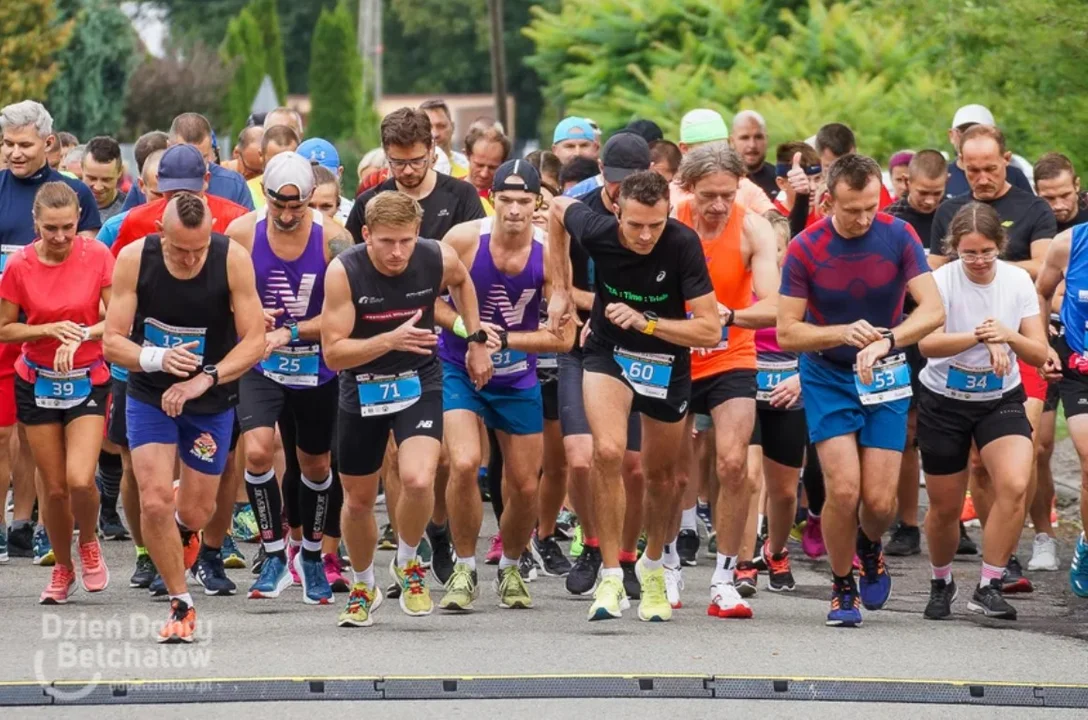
968 579 1017 619
885 523 921 556
677 529 699 567
565 545 601 596
763 546 796 592
7 523 33 559
956 522 978 555
923 578 957 620
129 553 157 589
518 550 537 582
620 560 640 600
98 506 130 541
250 544 267 576
426 522 455 585
1001 554 1034 594
531 533 572 577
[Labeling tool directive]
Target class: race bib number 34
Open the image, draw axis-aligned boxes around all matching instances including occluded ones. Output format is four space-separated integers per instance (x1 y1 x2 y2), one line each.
854 353 912 406
614 348 673 399
356 371 422 417
945 363 1001 401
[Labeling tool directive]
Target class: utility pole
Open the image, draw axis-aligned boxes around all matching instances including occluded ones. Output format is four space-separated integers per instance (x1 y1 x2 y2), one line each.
358 0 383 106
487 0 508 132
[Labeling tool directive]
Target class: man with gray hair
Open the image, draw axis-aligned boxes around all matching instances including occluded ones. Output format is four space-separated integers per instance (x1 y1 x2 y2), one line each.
732 110 777 200
264 106 304 137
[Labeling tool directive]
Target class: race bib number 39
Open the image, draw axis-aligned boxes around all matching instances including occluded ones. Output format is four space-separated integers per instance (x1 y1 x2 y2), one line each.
356 371 421 417
614 348 673 399
756 359 799 402
261 345 320 387
34 368 92 410
144 318 207 363
945 363 1001 401
853 353 912 406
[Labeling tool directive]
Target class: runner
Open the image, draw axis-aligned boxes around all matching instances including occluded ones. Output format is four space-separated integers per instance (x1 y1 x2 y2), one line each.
814 124 893 209
224 126 264 182
299 138 354 223
225 152 352 604
263 107 305 137
945 105 1032 199
888 151 913 200
548 170 721 622
464 123 511 203
246 125 300 209
80 136 127 221
104 193 265 642
1034 153 1088 234
324 191 490 625
438 160 574 612
731 111 777 200
552 117 599 165
419 99 468 177
918 202 1047 621
673 143 780 616
777 154 944 627
0 182 113 602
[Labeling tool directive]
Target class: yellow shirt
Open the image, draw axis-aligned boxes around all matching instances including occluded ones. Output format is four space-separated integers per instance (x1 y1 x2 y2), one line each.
248 175 266 209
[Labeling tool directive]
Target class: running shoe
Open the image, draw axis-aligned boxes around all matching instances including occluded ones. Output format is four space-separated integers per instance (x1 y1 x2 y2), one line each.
220 535 246 569
706 531 717 556
696 501 713 537
7 522 33 559
324 553 350 592
826 579 863 627
588 574 628 621
801 515 826 559
634 559 671 621
753 534 766 565
763 546 796 592
1027 533 1060 572
956 522 978 555
33 526 54 566
130 552 157 589
248 553 291 599
250 544 268 576
960 493 978 526
182 532 200 571
968 579 1017 620
664 564 684 608
884 523 921 556
294 551 333 605
158 598 197 643
734 562 758 598
636 532 647 555
477 468 490 502
0 520 7 563
677 529 699 566
40 564 76 605
231 503 259 543
923 577 957 621
554 509 576 539
286 542 302 585
485 534 503 564
518 551 537 582
1001 555 1034 594
393 558 433 616
569 524 584 558
417 535 433 569
98 506 129 541
426 522 454 584
620 559 640 599
531 533 572 577
857 542 892 610
708 581 752 619
338 582 383 627
377 523 396 550
1070 533 1088 598
77 540 109 593
192 549 237 596
789 520 805 545
496 565 533 609
439 563 478 611
566 545 601 596
148 574 168 598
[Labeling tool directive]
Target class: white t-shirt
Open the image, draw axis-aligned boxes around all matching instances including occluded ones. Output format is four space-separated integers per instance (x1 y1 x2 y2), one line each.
920 259 1039 399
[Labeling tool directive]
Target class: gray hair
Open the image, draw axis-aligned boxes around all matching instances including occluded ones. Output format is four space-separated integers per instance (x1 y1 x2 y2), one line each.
732 110 766 132
264 107 304 135
64 144 86 166
677 141 745 191
0 100 54 138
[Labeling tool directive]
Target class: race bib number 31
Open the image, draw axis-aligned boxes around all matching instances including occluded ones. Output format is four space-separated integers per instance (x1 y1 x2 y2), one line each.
491 349 529 377
854 353 912 406
945 363 1001 401
614 348 673 399
356 371 422 417
261 345 320 387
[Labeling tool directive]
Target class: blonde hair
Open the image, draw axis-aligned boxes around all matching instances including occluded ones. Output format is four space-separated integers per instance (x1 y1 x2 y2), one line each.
33 181 79 219
365 191 423 229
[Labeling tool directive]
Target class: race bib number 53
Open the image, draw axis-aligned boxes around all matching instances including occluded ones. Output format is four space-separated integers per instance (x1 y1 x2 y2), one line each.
853 353 912 405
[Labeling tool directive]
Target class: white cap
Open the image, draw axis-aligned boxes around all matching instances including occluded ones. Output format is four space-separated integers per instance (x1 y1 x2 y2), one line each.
263 151 315 199
952 104 995 129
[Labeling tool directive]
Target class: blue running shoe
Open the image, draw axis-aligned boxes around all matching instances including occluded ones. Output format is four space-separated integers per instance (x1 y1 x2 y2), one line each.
857 542 892 610
1071 533 1088 598
826 580 863 627
293 550 333 605
220 535 246 569
33 525 54 566
248 553 292 599
148 574 168 599
191 550 237 596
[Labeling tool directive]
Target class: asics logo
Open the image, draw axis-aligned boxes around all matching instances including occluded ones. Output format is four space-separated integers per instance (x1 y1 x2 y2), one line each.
656 271 666 282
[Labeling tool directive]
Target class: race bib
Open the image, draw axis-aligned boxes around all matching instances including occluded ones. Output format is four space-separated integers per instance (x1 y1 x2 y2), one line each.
261 344 320 387
491 349 529 377
0 244 19 276
537 352 558 370
34 368 92 410
356 371 421 417
143 318 207 363
945 363 1001 401
853 353 912 405
756 359 799 402
614 348 673 399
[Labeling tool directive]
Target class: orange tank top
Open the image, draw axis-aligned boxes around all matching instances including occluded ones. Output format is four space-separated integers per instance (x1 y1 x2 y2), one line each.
677 200 756 380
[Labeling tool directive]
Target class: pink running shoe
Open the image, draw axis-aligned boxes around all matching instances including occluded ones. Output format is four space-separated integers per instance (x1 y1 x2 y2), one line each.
40 564 76 604
78 540 110 592
801 515 826 559
287 543 302 586
323 552 349 592
485 534 503 565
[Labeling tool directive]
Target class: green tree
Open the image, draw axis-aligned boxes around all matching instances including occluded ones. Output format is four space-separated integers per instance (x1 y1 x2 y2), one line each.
249 0 288 103
308 1 364 141
0 0 74 107
219 8 267 133
123 42 231 138
47 0 138 139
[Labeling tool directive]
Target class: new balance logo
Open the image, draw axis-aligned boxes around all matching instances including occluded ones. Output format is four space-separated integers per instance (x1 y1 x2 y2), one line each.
482 285 537 326
264 270 317 318
416 420 433 429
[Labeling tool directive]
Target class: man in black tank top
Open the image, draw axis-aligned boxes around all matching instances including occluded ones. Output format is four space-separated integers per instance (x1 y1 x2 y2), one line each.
104 193 265 643
322 191 490 627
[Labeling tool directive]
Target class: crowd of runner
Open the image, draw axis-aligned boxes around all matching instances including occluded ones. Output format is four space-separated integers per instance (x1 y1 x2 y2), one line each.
1 92 1086 643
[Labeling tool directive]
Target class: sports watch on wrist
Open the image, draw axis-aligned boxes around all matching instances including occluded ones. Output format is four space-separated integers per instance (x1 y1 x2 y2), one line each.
642 311 659 336
202 365 220 386
723 308 736 327
498 330 509 350
284 320 299 342
466 329 489 345
879 329 895 350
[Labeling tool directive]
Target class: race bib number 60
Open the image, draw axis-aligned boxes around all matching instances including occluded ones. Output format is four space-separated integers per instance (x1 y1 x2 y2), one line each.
613 348 674 399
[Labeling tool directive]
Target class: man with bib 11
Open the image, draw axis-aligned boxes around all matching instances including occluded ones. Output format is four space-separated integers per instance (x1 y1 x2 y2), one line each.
777 154 944 628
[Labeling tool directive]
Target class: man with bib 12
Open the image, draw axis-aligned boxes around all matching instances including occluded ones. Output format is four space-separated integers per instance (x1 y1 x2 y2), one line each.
777 154 944 628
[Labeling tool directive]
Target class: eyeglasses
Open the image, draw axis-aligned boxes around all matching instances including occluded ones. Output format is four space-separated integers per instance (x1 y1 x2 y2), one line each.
959 249 999 263
387 155 430 171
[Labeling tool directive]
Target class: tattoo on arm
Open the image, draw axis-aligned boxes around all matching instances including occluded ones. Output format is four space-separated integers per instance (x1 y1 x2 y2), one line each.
329 232 352 258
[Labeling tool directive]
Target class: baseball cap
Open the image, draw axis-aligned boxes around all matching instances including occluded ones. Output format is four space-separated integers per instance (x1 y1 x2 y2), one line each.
297 138 340 171
625 119 664 144
679 109 729 145
263 151 315 199
492 159 541 194
601 133 651 183
952 104 995 129
157 144 207 193
553 117 596 145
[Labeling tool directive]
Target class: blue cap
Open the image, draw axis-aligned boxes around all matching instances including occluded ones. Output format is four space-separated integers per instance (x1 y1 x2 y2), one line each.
553 117 596 145
157 144 207 193
297 138 340 171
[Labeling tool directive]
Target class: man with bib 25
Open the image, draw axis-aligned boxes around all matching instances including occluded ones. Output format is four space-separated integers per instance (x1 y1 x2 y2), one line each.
323 191 491 627
105 194 265 642
777 155 944 627
548 170 721 622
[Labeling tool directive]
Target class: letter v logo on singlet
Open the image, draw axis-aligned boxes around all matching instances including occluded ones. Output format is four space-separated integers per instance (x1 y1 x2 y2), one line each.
482 285 537 326
264 270 317 318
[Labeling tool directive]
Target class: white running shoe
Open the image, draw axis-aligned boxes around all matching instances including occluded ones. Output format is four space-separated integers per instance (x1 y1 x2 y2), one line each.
664 564 684 608
707 581 752 619
1027 533 1059 572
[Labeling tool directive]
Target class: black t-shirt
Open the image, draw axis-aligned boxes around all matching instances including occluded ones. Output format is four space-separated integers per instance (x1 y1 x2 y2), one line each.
930 186 1056 261
346 173 485 244
1057 201 1088 234
747 162 778 201
884 196 936 314
563 202 713 358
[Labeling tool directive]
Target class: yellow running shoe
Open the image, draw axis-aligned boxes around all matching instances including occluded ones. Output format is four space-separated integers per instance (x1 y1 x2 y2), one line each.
588 574 628 621
636 560 672 622
392 558 433 616
438 562 478 612
338 582 383 628
495 565 532 609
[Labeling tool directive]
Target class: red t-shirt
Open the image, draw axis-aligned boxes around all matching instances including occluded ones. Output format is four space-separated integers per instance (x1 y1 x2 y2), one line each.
0 236 114 376
110 195 248 257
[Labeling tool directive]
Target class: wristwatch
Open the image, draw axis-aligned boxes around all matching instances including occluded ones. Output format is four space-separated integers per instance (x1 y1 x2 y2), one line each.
497 330 509 350
723 308 736 328
879 329 896 350
202 365 220 386
284 320 299 342
466 329 489 345
642 311 659 336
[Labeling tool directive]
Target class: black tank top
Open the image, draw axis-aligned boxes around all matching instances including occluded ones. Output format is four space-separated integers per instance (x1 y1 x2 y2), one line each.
127 234 238 414
336 238 444 412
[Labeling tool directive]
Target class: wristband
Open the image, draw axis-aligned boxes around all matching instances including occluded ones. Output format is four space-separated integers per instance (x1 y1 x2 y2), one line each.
138 346 167 373
453 315 468 339
288 323 300 342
